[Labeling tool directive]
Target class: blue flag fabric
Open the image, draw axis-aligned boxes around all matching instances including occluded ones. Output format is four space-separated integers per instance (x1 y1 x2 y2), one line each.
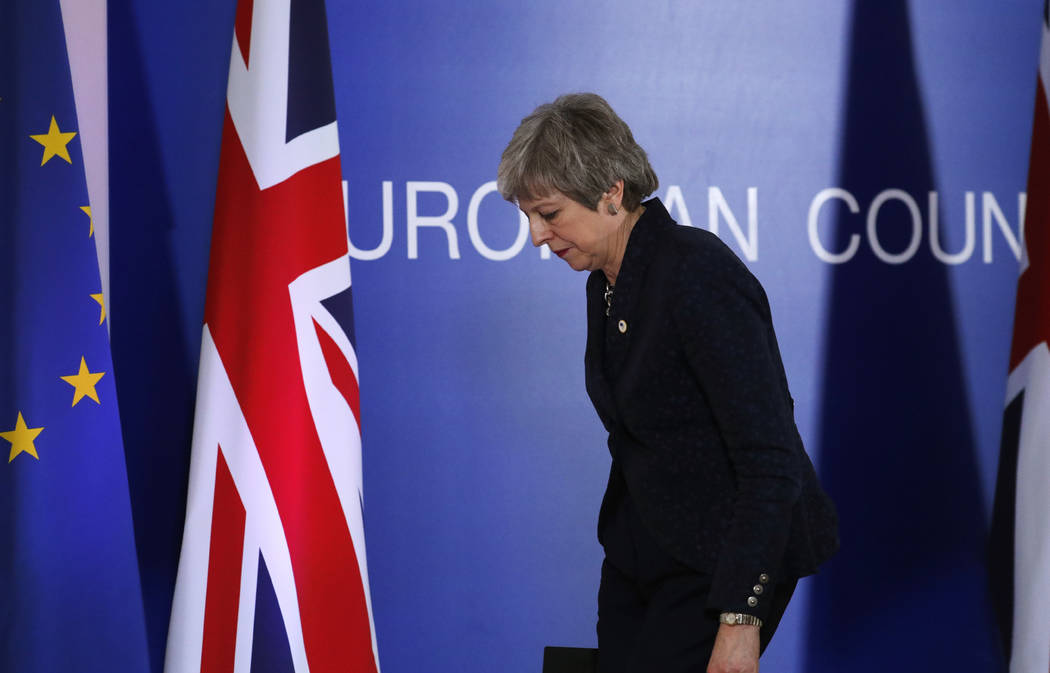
0 2 151 671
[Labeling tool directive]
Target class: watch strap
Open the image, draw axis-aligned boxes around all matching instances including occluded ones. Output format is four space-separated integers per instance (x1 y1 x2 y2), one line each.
719 612 763 628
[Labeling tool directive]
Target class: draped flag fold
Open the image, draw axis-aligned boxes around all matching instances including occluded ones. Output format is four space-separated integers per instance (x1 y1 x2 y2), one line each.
989 5 1050 672
0 1 150 671
164 0 379 670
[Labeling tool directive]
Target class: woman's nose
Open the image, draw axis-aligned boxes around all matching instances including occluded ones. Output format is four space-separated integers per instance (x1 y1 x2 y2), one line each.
529 215 551 247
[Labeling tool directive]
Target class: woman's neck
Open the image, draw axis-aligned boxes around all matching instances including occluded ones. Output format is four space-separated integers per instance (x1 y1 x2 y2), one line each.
602 205 645 285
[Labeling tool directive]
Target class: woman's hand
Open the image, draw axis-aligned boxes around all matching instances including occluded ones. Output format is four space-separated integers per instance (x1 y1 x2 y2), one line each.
707 623 760 673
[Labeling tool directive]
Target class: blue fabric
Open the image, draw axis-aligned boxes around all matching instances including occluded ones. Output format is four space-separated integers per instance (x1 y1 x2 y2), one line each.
250 554 296 673
286 0 337 142
0 2 150 670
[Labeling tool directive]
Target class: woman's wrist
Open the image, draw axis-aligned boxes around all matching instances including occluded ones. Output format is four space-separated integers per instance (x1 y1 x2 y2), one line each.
719 612 763 628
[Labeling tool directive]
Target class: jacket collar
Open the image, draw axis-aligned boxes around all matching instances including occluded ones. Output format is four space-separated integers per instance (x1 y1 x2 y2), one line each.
585 198 672 426
607 197 671 321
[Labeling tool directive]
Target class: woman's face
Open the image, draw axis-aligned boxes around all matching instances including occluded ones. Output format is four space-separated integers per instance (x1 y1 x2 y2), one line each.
517 190 619 273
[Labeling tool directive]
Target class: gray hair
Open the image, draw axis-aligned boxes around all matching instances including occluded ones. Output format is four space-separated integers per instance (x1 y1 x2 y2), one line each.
497 93 659 212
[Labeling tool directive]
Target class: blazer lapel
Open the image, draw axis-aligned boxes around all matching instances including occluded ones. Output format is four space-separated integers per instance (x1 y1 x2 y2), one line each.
585 270 619 431
602 199 665 389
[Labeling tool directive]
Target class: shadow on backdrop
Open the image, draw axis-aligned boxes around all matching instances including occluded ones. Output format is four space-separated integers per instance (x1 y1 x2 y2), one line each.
805 1 1002 671
0 0 19 626
0 0 15 456
108 3 194 670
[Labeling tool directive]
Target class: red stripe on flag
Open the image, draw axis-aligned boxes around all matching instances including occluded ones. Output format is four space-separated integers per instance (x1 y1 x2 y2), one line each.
200 446 247 673
1011 76 1050 371
205 109 376 672
234 0 254 66
313 317 362 429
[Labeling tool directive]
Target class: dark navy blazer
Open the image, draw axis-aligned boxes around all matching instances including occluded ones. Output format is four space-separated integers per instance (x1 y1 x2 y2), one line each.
585 198 839 620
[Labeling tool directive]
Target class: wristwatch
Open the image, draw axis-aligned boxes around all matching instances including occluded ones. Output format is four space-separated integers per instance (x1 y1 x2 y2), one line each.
719 612 763 628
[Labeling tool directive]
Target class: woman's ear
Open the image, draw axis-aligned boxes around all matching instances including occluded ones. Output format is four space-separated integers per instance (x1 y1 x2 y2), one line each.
602 180 625 210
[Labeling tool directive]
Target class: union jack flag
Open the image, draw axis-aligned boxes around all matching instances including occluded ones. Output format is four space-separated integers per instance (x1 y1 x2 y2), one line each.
989 4 1050 672
164 0 379 670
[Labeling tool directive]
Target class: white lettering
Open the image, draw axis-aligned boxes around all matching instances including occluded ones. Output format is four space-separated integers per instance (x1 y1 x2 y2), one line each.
808 188 861 264
342 182 1025 266
867 189 922 264
407 181 460 260
928 191 975 265
982 191 1023 263
345 180 394 261
663 185 694 228
467 181 529 261
708 187 758 261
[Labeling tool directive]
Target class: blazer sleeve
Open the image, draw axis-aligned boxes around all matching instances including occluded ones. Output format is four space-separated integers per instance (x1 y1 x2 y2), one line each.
670 243 803 620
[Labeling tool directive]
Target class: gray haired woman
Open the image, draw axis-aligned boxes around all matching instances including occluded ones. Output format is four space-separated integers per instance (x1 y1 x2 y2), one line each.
498 93 838 673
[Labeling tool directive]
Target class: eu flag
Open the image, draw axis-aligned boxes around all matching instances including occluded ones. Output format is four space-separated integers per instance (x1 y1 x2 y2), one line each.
0 1 151 671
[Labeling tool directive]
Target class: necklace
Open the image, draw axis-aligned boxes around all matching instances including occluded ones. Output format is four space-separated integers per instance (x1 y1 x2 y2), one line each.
604 282 614 316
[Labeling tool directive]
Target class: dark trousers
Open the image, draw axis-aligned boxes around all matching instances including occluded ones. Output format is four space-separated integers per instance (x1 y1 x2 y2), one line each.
597 494 796 673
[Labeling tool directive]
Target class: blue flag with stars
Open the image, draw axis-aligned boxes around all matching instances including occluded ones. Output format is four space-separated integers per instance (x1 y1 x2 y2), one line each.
0 1 151 671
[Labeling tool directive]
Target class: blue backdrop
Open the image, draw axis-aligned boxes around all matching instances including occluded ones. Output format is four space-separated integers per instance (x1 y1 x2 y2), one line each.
107 1 1038 671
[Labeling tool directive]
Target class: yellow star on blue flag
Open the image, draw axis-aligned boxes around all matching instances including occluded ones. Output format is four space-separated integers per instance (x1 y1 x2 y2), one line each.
81 205 93 236
29 115 77 165
1 412 44 462
90 292 106 324
60 356 105 406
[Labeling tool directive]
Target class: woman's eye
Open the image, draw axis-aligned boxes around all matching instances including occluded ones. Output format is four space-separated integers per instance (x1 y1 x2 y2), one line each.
541 210 558 221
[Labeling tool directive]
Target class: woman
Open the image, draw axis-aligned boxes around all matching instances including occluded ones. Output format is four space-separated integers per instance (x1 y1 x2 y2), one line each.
497 93 838 673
